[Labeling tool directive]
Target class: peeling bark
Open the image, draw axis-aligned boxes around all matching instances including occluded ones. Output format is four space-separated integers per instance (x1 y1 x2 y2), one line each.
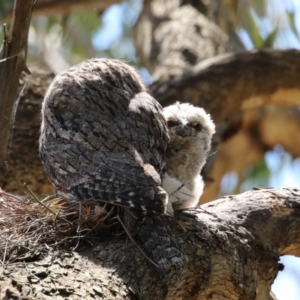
134 0 231 81
1 187 299 299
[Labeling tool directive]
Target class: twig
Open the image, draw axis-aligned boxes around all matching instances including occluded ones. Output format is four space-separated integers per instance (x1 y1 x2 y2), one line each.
72 202 83 251
1 239 8 265
23 183 75 227
23 261 40 282
0 54 20 63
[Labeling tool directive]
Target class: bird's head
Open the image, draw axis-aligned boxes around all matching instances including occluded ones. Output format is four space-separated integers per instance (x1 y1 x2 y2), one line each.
163 102 215 152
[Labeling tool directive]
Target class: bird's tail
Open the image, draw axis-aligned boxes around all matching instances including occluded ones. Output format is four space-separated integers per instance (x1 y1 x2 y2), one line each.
122 208 183 277
116 186 168 214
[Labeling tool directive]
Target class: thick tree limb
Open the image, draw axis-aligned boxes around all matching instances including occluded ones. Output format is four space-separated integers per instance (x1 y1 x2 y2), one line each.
152 49 300 124
32 0 121 15
152 50 300 201
1 187 299 299
0 0 35 177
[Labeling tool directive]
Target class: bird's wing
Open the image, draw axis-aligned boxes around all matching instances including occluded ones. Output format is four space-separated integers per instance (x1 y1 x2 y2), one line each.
40 80 169 213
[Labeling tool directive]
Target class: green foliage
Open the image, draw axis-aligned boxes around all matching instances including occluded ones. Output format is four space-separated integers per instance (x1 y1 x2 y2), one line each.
288 11 300 40
244 10 279 48
248 0 267 17
263 28 278 47
25 0 142 68
70 10 102 34
45 16 61 31
223 0 300 49
245 12 265 47
0 0 12 49
243 157 270 190
243 11 279 49
220 156 271 196
0 0 13 19
66 17 94 59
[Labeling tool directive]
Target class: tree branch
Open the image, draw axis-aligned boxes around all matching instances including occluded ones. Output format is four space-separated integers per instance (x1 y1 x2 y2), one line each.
1 0 122 20
151 49 300 189
152 49 300 125
32 0 121 15
1 187 299 299
0 0 35 177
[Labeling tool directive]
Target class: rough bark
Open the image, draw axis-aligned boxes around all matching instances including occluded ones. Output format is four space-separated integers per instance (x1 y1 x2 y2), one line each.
134 0 231 82
152 49 300 124
0 69 55 195
1 187 299 299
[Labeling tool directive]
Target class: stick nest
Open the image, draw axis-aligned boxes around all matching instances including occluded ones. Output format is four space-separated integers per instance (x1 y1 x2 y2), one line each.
0 188 120 263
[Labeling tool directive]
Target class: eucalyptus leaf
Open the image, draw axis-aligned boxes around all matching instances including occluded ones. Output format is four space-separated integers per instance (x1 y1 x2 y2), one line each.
249 0 267 18
287 11 300 40
247 12 264 48
263 28 278 47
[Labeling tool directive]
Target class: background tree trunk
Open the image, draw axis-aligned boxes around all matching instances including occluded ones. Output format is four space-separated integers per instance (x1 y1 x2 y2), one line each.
0 70 55 194
0 0 35 176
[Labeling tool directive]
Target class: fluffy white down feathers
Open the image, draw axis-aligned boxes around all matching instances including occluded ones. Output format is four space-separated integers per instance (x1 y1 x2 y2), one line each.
162 102 215 214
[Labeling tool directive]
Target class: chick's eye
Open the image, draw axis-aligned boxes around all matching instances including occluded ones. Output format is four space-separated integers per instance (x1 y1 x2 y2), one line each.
167 120 180 127
193 123 203 131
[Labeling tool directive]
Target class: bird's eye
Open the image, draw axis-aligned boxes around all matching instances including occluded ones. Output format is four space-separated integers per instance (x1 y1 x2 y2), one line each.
167 120 180 127
193 123 203 131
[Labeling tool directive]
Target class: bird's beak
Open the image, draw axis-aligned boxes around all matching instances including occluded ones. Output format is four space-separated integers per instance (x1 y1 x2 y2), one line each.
176 125 190 137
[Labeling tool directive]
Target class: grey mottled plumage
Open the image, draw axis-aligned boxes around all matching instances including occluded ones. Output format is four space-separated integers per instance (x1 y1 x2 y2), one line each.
39 58 182 271
40 58 168 213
